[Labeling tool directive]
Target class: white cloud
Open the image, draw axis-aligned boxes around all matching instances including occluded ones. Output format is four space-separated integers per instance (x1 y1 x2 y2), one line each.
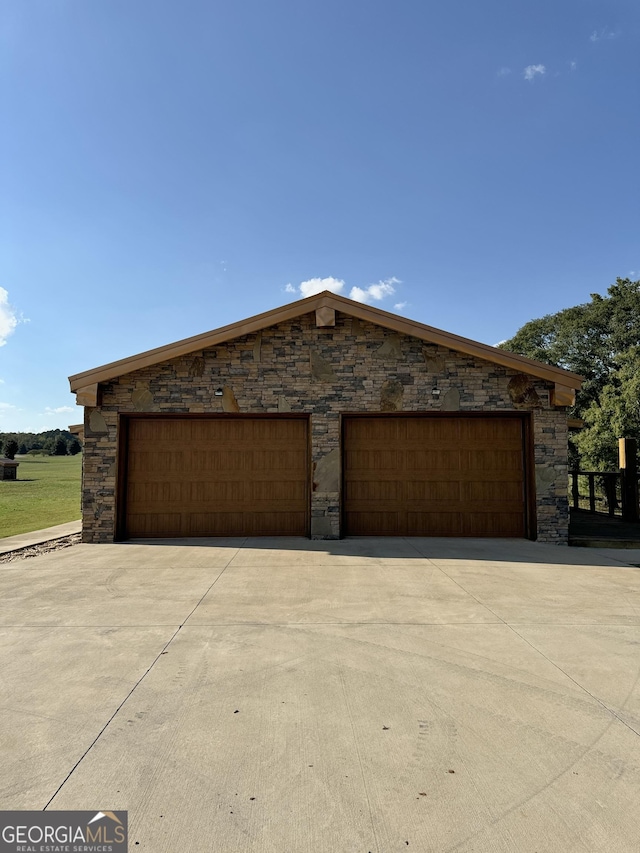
590 27 618 42
44 406 75 415
285 276 400 304
298 277 346 298
394 302 407 311
497 67 511 77
0 402 16 410
569 60 577 72
524 64 546 81
0 288 18 347
349 277 400 304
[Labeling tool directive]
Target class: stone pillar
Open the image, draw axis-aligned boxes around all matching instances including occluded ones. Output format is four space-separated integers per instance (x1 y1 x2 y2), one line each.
0 458 19 480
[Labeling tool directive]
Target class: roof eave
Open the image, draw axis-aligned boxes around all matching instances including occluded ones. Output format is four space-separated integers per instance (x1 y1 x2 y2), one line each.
69 290 583 393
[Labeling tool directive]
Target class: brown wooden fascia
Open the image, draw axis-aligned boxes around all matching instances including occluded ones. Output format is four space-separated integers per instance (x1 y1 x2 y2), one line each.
69 291 583 394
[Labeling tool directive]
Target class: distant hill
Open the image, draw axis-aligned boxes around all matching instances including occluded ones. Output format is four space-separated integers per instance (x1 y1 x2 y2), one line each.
0 429 81 457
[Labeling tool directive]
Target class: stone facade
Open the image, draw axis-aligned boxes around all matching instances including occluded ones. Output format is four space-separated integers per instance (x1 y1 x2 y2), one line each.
82 311 569 544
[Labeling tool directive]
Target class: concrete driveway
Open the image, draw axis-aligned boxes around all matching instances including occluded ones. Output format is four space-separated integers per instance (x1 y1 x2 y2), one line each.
2 538 640 852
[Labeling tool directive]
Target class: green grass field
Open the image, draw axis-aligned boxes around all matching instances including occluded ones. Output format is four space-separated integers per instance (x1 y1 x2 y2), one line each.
0 455 82 538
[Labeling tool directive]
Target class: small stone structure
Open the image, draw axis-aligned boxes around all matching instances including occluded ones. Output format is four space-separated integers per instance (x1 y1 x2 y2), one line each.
0 458 19 480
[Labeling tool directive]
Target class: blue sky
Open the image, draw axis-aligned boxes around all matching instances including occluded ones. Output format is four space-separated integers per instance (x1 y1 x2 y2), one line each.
1 0 638 433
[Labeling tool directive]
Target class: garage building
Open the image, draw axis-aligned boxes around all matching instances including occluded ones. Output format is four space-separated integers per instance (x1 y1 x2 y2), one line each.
69 291 582 543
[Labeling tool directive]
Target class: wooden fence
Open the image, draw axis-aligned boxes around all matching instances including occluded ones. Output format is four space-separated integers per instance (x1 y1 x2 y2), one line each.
569 470 639 521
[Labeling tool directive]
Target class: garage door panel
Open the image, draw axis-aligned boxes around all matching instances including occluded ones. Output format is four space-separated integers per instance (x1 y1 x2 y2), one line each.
251 450 307 470
189 511 307 537
405 480 461 501
344 450 399 469
464 481 525 502
404 450 460 470
130 420 182 442
459 418 520 441
128 451 187 474
351 419 400 441
344 480 403 501
406 512 463 536
462 449 523 471
127 513 183 539
347 511 401 535
405 418 460 442
124 417 308 537
130 496 308 513
188 512 246 536
343 415 527 537
131 468 306 485
128 481 186 504
245 511 308 535
462 512 525 536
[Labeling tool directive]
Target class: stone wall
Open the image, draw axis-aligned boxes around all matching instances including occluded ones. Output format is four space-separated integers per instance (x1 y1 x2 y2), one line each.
82 311 569 543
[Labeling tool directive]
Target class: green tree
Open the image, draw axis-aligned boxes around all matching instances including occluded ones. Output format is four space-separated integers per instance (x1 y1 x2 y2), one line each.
67 438 82 456
572 347 640 469
53 437 68 456
4 439 19 460
500 277 640 469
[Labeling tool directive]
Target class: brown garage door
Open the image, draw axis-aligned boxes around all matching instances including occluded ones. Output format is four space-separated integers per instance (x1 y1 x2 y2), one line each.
122 416 309 537
343 415 527 537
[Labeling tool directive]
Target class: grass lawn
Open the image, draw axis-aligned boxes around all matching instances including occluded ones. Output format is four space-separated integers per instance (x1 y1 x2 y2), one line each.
0 455 82 538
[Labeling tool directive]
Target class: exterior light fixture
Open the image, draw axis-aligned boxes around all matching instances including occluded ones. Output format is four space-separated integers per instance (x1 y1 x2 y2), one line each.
431 386 441 399
214 387 224 397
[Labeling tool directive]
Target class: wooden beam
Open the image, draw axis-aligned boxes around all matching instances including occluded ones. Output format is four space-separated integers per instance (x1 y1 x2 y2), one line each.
68 424 85 443
75 384 100 407
550 383 575 407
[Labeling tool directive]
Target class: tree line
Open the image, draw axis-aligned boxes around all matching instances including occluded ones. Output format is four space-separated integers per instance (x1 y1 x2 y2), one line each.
0 429 81 459
499 276 640 471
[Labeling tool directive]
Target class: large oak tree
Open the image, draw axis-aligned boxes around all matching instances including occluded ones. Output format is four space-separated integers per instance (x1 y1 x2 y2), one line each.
499 277 640 470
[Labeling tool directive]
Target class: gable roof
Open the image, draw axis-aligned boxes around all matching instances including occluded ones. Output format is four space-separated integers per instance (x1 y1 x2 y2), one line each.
69 290 583 397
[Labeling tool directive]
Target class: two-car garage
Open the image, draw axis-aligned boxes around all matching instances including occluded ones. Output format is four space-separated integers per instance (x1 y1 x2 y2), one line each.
118 413 531 540
71 293 579 543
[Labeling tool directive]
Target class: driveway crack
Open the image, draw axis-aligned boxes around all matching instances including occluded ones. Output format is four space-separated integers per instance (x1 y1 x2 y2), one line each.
507 624 640 739
43 546 243 809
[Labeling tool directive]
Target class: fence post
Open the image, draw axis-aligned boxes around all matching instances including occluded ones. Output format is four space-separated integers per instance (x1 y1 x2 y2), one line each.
571 471 580 509
619 438 639 523
588 474 596 512
603 474 617 516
